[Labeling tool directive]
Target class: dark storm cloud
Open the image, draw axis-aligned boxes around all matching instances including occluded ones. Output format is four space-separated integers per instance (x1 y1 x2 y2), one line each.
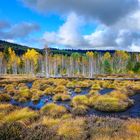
22 0 138 25
0 22 40 39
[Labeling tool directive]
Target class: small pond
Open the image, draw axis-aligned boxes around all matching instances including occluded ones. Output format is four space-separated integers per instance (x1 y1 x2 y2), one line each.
10 95 53 110
2 84 140 118
26 82 33 89
99 88 114 95
0 87 4 91
8 88 114 110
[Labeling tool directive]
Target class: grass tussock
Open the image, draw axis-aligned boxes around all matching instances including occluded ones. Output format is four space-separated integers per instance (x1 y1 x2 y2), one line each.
1 108 38 123
53 94 71 101
41 103 67 117
72 95 89 107
94 96 130 112
57 118 86 140
0 94 11 102
74 88 82 93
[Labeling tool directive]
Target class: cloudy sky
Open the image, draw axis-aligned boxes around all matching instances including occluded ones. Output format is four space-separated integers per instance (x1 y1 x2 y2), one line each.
0 0 140 51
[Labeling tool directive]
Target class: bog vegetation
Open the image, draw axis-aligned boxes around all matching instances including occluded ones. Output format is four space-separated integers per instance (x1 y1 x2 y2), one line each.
1 45 140 140
0 76 140 139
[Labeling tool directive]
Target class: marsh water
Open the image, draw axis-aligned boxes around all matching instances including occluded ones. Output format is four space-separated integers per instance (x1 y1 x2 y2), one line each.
1 82 140 118
88 93 140 118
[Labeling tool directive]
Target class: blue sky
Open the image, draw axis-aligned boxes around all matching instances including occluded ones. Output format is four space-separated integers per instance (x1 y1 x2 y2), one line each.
0 0 140 51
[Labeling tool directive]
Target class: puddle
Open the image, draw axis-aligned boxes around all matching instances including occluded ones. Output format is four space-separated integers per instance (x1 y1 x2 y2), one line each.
99 88 114 95
3 87 140 118
26 82 33 89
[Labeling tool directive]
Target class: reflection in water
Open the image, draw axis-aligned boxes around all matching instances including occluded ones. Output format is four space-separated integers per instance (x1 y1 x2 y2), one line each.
0 87 4 91
10 95 53 110
3 86 140 118
26 82 33 89
99 88 114 95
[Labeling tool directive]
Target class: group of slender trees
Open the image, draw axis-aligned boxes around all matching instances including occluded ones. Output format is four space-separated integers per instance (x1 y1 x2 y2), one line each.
0 47 140 78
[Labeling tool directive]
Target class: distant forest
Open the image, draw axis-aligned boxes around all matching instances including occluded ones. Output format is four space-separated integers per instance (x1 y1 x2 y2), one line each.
0 40 135 56
0 40 140 76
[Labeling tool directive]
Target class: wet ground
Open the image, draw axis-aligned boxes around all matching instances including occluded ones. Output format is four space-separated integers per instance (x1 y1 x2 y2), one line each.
1 83 140 118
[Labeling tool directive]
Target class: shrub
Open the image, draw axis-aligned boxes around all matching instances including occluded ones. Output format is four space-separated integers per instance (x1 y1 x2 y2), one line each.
53 94 71 101
4 84 17 95
66 82 75 88
72 95 89 107
72 105 88 116
87 117 125 140
91 84 101 90
19 89 32 99
57 118 86 140
41 103 67 117
126 120 140 136
44 87 54 95
132 84 140 91
2 108 38 123
0 104 13 111
31 95 40 103
76 81 90 88
0 122 26 140
61 114 72 119
25 124 57 140
18 97 27 103
42 117 60 127
88 90 99 96
109 90 128 100
54 85 67 93
74 88 82 93
18 83 27 87
94 96 130 112
4 84 15 91
13 95 20 101
30 89 44 97
0 94 11 102
54 79 68 86
89 94 100 107
40 84 48 91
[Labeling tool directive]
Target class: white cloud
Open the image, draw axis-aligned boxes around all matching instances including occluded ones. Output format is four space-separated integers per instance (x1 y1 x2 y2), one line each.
40 0 140 51
43 13 87 48
130 44 140 52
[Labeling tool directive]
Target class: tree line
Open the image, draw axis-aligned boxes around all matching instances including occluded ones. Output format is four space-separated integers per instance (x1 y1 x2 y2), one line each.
0 47 140 77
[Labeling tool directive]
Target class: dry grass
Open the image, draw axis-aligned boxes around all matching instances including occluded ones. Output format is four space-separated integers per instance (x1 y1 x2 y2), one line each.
41 103 67 117
1 108 38 123
57 118 86 140
72 95 89 107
